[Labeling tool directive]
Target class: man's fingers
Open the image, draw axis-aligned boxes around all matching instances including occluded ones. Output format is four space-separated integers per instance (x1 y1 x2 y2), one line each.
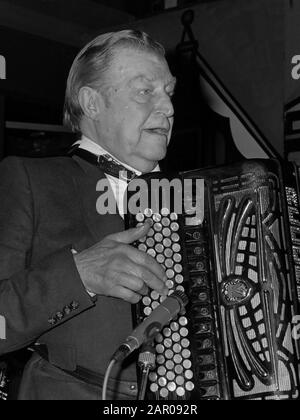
123 245 166 282
112 286 142 304
108 220 152 244
119 274 149 295
128 264 168 296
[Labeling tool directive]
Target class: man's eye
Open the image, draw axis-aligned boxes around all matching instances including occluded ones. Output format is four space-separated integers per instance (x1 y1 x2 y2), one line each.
139 89 152 96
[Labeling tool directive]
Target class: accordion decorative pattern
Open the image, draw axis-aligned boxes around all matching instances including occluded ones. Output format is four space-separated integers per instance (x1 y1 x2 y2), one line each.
126 160 300 400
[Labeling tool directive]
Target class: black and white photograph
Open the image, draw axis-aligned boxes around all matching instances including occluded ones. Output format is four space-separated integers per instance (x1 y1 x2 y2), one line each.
0 0 300 404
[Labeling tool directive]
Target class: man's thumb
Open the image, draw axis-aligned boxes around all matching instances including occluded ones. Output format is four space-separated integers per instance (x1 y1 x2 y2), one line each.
109 220 151 244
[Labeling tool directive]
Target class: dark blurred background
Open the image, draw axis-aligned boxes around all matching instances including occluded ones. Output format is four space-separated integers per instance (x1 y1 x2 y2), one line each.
0 0 295 169
0 0 300 399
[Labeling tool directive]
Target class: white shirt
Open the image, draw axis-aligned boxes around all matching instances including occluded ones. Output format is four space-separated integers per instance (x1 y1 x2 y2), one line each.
74 136 159 217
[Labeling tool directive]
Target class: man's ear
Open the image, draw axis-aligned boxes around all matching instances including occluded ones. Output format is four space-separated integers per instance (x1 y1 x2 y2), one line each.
78 87 105 121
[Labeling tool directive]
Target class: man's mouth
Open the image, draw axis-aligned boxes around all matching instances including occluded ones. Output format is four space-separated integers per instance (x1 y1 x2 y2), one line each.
144 127 169 136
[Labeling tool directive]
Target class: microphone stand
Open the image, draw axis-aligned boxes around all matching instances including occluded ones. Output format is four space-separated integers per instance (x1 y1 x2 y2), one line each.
137 342 156 401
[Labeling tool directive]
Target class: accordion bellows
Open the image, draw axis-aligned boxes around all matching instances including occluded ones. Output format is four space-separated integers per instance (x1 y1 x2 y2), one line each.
126 159 300 400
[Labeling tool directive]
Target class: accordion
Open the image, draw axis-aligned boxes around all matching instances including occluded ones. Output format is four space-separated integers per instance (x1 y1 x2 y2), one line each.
125 159 300 400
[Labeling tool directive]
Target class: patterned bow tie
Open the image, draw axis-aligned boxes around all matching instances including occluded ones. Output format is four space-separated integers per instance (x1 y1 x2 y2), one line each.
69 146 137 182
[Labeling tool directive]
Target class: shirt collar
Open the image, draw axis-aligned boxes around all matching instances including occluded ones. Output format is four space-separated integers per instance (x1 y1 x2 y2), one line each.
74 136 160 176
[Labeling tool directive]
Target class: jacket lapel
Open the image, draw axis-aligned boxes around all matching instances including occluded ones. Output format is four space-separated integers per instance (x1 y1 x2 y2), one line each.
70 156 124 252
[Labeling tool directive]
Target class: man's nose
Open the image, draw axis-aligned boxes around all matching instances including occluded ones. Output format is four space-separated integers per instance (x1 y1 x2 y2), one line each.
155 93 174 118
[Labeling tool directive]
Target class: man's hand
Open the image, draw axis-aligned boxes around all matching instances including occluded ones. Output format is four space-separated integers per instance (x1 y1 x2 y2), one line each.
73 220 168 303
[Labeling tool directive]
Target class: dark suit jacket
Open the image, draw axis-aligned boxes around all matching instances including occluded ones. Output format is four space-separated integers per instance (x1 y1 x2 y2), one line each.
0 155 137 399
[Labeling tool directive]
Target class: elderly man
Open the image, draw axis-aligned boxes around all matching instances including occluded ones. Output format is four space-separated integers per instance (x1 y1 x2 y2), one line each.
0 30 176 400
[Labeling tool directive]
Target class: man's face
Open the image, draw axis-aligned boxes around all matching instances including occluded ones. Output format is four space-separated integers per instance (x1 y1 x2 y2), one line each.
95 47 175 173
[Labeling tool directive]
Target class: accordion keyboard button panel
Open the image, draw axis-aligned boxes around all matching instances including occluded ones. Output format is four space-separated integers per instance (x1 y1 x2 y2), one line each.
135 209 195 399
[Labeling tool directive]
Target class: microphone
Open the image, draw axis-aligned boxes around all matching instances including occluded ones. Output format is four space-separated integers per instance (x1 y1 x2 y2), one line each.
111 290 188 362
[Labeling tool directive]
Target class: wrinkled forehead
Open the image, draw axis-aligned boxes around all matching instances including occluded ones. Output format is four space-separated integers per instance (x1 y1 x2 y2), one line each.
106 46 175 87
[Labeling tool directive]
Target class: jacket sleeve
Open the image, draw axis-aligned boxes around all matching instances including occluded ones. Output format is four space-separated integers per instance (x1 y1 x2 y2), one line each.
0 157 95 355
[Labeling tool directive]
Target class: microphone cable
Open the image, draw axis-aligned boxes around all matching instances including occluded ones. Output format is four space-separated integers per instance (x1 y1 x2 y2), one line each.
102 359 116 401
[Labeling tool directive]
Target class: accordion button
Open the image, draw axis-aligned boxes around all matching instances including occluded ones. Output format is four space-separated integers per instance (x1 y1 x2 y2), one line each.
185 381 195 392
165 349 174 359
144 307 152 316
155 243 164 254
152 213 161 222
156 344 165 354
182 349 191 359
163 327 171 337
142 296 151 306
170 212 178 221
198 292 208 302
155 334 164 344
183 359 192 369
174 354 183 365
162 217 170 227
192 231 201 240
150 290 159 301
156 254 165 264
166 280 174 289
200 307 210 316
175 274 184 284
148 228 155 237
149 372 158 382
165 258 174 268
157 366 167 376
175 364 184 375
172 243 181 252
163 238 172 248
179 316 188 326
174 264 183 273
136 212 144 222
173 343 182 353
138 243 147 252
160 388 169 398
167 381 176 392
154 233 163 242
163 338 172 348
181 338 190 348
176 387 185 397
172 332 181 343
176 285 185 293
146 238 155 248
180 327 188 337
161 208 170 216
173 253 182 263
171 233 180 242
185 369 194 380
166 270 174 279
153 222 162 232
150 383 159 393
162 227 171 237
156 354 165 364
170 222 179 232
166 361 175 371
144 208 153 218
194 246 204 256
164 249 173 258
152 301 160 310
158 377 167 387
175 376 185 386
147 249 156 258
170 321 179 331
